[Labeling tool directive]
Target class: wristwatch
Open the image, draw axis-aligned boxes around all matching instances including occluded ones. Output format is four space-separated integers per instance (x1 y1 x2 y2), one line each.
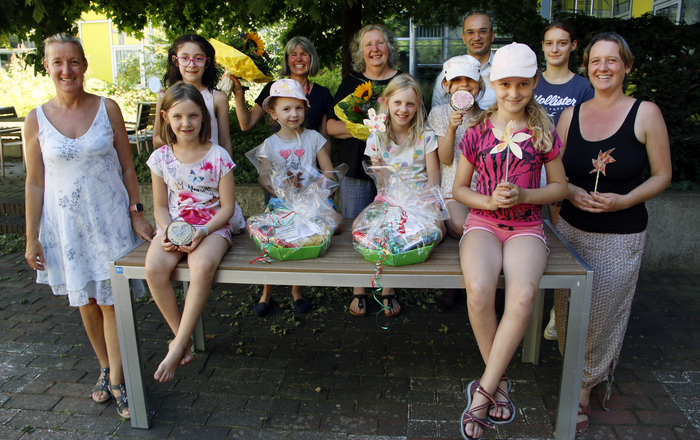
129 203 144 213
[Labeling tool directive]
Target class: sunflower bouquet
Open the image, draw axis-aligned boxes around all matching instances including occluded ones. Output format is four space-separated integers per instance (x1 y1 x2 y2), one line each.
210 32 274 85
334 80 387 141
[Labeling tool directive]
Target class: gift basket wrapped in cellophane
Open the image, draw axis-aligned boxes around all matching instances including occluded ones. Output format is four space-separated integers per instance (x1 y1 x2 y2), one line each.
353 164 449 267
245 146 344 262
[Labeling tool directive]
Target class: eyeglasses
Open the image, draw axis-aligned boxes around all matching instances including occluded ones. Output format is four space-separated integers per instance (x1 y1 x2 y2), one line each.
174 56 208 67
463 29 491 38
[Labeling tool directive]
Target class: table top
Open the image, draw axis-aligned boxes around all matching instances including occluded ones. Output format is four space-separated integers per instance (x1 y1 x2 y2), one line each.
116 220 588 277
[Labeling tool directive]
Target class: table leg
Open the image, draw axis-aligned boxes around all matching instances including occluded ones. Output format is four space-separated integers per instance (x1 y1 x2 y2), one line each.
110 263 150 429
554 274 593 440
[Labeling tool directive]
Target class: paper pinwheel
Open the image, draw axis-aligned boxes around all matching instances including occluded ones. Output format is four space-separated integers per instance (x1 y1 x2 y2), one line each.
590 148 616 192
363 108 387 135
490 120 532 182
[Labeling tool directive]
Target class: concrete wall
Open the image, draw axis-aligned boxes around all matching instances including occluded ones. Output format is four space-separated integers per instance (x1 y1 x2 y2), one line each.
643 191 700 272
139 184 700 273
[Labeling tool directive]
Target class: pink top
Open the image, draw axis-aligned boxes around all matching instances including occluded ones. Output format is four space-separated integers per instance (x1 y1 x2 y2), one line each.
458 119 561 226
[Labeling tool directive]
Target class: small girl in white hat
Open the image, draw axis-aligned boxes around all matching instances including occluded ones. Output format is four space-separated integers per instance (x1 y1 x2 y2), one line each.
251 79 342 317
428 55 484 240
452 43 568 440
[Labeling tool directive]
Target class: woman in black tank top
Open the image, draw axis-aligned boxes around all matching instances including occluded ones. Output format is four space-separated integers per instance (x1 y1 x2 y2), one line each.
553 32 671 436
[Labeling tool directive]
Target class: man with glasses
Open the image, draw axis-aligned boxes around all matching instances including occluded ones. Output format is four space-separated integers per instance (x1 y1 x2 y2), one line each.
431 11 498 110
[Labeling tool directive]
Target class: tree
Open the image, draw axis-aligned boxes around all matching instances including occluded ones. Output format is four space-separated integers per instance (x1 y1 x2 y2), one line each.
2 0 532 74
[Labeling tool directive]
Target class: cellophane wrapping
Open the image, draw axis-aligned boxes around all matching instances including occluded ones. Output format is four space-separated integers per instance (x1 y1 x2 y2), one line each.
353 165 449 266
245 145 343 261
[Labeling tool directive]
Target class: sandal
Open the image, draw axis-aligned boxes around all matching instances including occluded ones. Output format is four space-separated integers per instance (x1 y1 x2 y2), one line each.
575 403 591 436
460 380 496 440
91 367 110 403
488 374 516 425
110 383 130 419
382 294 401 317
349 294 367 317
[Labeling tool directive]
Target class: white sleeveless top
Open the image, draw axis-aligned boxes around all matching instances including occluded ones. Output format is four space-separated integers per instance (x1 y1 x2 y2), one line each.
201 88 219 145
35 97 143 306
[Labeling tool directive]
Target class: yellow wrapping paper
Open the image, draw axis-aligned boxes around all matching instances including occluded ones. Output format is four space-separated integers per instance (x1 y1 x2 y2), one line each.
333 100 371 141
209 38 274 84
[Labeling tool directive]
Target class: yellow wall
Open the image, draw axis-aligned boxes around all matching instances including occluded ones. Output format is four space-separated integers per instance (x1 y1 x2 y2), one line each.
632 0 654 16
80 21 112 82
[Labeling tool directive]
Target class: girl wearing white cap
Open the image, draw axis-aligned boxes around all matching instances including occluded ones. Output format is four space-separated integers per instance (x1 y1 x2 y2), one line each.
428 55 484 240
452 43 567 439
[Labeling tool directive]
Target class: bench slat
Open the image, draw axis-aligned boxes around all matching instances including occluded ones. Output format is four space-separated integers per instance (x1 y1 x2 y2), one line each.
117 222 587 276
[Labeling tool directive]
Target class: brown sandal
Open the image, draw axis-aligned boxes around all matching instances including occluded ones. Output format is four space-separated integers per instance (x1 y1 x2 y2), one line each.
576 403 591 436
460 380 496 440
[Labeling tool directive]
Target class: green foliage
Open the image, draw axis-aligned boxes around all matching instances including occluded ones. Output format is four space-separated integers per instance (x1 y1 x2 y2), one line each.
312 67 343 97
229 108 268 184
0 234 27 256
132 148 152 183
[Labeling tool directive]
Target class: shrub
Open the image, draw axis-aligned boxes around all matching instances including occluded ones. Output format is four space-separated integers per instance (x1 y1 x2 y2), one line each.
229 109 270 184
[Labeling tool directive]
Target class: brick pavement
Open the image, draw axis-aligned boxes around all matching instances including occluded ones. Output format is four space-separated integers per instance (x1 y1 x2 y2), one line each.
0 260 698 439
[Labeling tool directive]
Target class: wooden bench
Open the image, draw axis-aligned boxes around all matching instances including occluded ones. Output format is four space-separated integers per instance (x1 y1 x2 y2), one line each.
109 220 591 440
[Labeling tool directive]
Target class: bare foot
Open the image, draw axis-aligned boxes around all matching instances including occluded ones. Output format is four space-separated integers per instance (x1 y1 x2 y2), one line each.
463 391 490 439
382 288 401 316
154 341 187 382
489 378 512 421
179 345 194 366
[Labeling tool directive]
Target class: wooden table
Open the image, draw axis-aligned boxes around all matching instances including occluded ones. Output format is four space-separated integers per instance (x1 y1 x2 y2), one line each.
109 220 591 439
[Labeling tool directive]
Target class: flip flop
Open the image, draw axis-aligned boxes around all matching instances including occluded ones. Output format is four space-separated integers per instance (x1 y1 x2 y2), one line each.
349 294 367 317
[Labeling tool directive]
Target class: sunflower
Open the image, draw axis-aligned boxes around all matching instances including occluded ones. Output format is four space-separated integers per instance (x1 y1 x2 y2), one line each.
353 81 373 101
245 32 265 56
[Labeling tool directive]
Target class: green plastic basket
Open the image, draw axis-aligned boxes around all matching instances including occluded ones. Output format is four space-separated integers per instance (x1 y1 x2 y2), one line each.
253 235 331 261
356 243 435 267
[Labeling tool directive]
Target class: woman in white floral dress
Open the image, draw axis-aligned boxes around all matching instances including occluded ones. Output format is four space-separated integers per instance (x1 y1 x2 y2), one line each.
24 34 154 419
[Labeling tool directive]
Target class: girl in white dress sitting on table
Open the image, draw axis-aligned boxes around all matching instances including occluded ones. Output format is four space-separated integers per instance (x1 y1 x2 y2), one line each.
145 82 244 383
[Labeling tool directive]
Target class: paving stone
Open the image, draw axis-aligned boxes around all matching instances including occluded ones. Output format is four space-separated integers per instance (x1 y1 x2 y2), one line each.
169 424 230 440
113 420 175 438
264 413 322 430
0 340 29 353
206 409 264 429
58 414 121 434
321 415 378 435
0 426 22 440
35 368 87 383
192 394 247 411
52 397 108 416
154 406 210 424
299 400 355 417
17 428 81 439
5 408 70 429
3 393 61 411
246 397 300 413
